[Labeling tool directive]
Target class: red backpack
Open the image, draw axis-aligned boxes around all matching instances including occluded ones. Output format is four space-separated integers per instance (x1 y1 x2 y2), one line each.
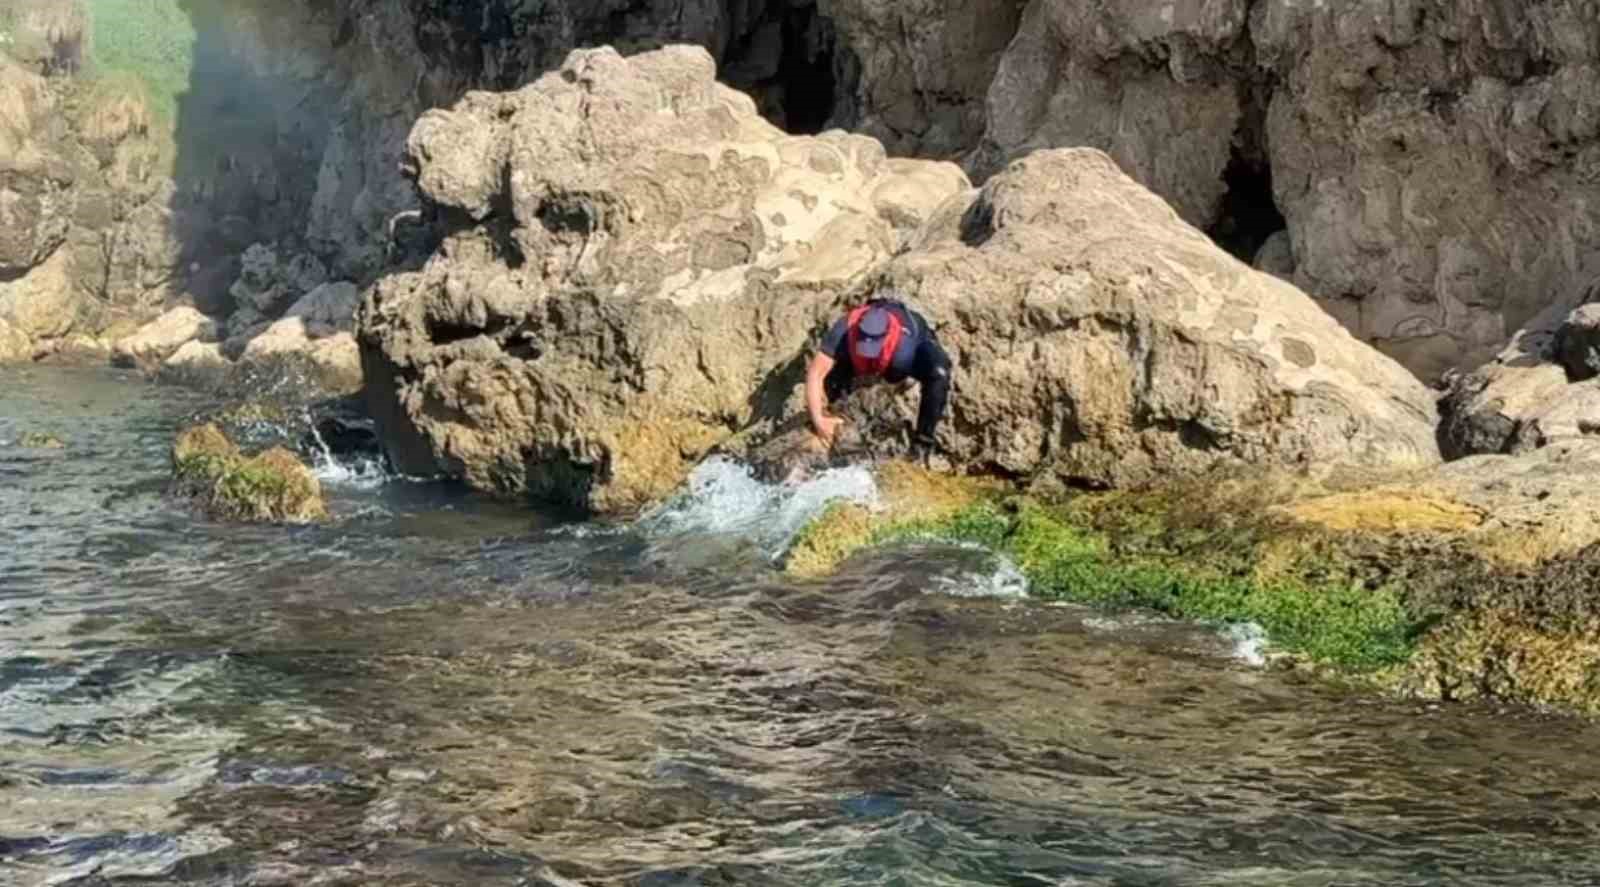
845 304 905 376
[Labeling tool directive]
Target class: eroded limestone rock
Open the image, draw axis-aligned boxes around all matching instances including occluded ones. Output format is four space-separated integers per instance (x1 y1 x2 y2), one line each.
360 45 965 515
967 1 1600 380
360 46 1440 516
973 0 1250 228
864 148 1441 489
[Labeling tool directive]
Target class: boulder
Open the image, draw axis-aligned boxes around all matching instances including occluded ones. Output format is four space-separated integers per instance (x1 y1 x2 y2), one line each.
170 423 327 523
112 306 219 367
0 317 30 364
360 45 1442 515
359 45 966 515
1439 300 1600 458
864 148 1440 490
0 248 76 341
1556 303 1600 383
241 319 362 394
158 339 233 388
368 46 1446 512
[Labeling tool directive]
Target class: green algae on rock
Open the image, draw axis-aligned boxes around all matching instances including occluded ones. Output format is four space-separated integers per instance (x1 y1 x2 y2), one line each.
782 459 1600 713
16 430 67 449
789 471 1415 671
171 423 326 523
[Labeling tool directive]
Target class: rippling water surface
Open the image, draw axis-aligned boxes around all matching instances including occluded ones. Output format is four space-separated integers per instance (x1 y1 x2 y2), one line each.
5 366 1600 886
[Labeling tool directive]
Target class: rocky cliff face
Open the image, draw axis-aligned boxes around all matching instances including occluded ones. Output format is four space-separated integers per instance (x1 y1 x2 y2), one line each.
974 1 1600 381
0 53 179 358
2 0 1596 383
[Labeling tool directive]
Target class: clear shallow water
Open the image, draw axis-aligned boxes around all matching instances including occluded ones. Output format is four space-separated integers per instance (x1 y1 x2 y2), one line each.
4 367 1600 886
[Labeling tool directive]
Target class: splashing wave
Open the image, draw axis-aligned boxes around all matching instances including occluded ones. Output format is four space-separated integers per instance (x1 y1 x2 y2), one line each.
641 457 880 555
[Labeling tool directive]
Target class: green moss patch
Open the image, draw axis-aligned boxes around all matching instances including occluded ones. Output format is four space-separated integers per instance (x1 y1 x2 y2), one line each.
86 0 194 125
172 423 326 523
862 497 1415 671
16 430 67 449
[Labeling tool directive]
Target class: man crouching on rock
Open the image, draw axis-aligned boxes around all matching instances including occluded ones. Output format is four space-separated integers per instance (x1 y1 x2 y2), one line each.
805 294 953 463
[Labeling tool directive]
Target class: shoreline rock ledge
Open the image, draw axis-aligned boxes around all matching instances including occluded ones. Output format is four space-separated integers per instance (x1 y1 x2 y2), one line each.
356 44 1441 517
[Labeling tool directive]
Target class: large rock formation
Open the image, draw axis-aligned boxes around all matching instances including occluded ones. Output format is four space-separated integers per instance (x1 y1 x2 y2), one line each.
358 45 1440 515
821 0 1027 157
359 46 963 514
861 148 1441 489
1257 2 1600 381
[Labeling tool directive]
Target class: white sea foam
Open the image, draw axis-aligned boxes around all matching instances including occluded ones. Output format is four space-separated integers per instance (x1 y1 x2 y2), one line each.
926 554 1030 599
641 457 880 554
1225 622 1269 666
304 415 392 490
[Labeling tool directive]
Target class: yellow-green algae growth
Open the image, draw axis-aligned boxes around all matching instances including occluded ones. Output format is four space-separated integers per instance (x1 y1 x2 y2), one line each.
784 464 1600 714
171 423 327 523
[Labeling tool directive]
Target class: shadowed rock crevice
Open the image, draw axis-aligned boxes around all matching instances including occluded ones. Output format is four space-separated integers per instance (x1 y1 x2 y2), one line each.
720 1 842 135
1207 143 1287 265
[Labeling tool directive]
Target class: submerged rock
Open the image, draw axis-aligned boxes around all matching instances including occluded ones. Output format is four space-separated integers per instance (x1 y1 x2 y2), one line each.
170 423 327 524
360 44 1439 516
16 431 67 450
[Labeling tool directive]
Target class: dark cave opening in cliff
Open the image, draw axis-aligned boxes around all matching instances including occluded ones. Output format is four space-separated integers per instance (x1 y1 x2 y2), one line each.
723 4 839 135
775 7 837 134
1207 148 1288 264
